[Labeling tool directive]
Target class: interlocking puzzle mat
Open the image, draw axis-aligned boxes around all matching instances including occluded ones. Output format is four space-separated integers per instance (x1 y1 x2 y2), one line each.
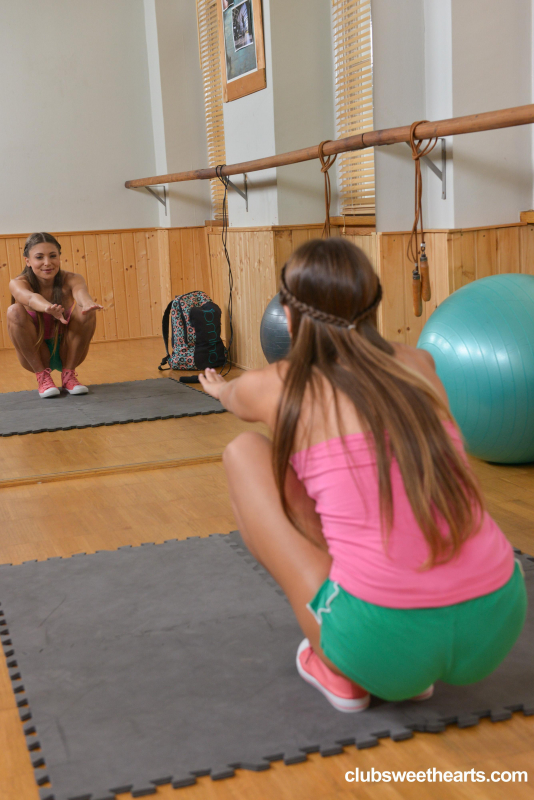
0 378 224 435
1 532 532 800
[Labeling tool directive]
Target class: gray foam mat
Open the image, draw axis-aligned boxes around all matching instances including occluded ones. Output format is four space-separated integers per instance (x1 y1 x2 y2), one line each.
0 378 224 435
1 533 533 800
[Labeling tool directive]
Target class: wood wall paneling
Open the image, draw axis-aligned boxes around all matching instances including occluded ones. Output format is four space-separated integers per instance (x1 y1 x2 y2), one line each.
496 226 521 274
376 233 407 342
168 227 212 300
0 239 10 349
108 233 129 340
428 231 450 307
208 226 332 371
445 223 534 295
83 234 106 341
120 232 142 340
146 231 162 334
0 222 531 360
0 228 204 350
97 233 118 341
519 224 534 274
157 229 172 316
133 232 153 339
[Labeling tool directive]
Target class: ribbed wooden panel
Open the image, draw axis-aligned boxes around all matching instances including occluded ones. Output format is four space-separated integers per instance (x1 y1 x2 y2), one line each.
447 223 534 292
332 0 375 215
190 221 533 370
197 0 226 220
273 226 340 281
0 228 186 350
207 225 384 370
376 222 534 345
377 232 449 346
168 227 212 299
208 228 280 370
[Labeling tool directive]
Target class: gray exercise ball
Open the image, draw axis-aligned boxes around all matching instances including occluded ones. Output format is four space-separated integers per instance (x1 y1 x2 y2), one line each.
260 293 291 363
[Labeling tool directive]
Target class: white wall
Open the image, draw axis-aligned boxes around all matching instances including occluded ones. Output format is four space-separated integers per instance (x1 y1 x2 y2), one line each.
144 0 168 228
423 0 454 229
450 0 532 227
270 0 338 225
373 0 532 232
371 0 426 232
224 0 337 227
153 0 212 226
0 0 158 234
3 1 531 236
224 0 279 227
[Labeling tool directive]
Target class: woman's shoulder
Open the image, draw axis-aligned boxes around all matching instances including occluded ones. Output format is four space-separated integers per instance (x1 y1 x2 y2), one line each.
9 274 32 297
391 341 434 368
391 342 449 408
234 360 287 393
62 270 83 284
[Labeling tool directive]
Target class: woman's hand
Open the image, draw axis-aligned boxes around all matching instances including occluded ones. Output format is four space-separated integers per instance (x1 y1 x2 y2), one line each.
44 303 68 324
198 368 227 400
80 303 104 314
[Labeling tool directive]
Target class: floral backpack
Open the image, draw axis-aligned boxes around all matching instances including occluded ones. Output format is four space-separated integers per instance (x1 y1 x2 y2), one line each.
159 291 227 371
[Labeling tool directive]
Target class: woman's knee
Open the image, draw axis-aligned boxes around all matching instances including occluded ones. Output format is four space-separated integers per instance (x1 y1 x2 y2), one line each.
74 308 97 330
6 303 29 326
223 431 271 473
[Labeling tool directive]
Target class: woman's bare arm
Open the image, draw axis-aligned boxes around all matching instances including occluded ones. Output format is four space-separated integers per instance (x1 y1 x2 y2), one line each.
68 274 103 313
9 277 68 322
199 365 283 426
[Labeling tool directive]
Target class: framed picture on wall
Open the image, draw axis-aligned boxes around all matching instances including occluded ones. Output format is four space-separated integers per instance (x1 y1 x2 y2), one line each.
217 0 266 102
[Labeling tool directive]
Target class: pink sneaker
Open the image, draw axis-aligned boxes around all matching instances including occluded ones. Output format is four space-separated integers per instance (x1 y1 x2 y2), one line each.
61 369 88 395
296 639 370 713
36 368 60 398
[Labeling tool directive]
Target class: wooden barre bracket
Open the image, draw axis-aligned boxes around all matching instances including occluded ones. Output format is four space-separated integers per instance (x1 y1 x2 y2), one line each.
125 103 534 189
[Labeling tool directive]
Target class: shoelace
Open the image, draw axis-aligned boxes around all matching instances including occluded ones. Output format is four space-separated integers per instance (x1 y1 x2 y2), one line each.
37 368 55 390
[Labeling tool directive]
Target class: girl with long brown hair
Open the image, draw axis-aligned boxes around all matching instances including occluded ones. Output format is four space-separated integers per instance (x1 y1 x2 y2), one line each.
8 232 102 397
200 238 526 711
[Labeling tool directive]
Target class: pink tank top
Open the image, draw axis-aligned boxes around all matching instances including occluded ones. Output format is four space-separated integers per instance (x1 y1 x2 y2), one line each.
291 422 514 609
26 303 75 339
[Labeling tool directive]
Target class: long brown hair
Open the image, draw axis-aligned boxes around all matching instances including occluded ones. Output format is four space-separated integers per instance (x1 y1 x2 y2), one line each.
273 238 484 568
17 232 64 354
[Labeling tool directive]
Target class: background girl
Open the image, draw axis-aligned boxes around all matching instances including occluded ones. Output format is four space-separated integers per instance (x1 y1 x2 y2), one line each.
199 238 526 712
8 232 103 398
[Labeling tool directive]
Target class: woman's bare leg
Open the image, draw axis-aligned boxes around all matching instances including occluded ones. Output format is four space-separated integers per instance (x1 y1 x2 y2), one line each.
223 431 349 677
6 304 50 372
60 306 97 370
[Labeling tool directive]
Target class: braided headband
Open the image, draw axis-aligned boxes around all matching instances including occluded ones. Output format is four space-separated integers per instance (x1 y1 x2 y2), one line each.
279 265 382 330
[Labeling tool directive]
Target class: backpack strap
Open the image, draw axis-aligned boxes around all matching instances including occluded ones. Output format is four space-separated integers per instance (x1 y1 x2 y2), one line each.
177 297 190 346
158 300 173 371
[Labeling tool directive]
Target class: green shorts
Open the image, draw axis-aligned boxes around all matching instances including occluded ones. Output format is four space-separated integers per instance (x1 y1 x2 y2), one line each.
309 561 527 701
45 338 63 372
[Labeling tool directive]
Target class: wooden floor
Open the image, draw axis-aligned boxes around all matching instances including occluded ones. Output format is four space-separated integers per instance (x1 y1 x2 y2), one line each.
0 338 532 799
0 339 257 485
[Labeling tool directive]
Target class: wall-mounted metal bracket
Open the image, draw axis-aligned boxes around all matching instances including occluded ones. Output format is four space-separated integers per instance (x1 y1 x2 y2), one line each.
406 138 446 199
144 185 167 216
227 174 248 211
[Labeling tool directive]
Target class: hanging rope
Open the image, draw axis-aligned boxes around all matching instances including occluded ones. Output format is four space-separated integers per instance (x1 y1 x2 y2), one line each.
318 140 337 238
215 165 233 376
406 121 438 316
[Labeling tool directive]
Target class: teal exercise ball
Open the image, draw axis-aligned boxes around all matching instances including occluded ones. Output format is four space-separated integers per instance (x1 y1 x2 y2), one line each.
417 274 534 464
260 293 291 363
